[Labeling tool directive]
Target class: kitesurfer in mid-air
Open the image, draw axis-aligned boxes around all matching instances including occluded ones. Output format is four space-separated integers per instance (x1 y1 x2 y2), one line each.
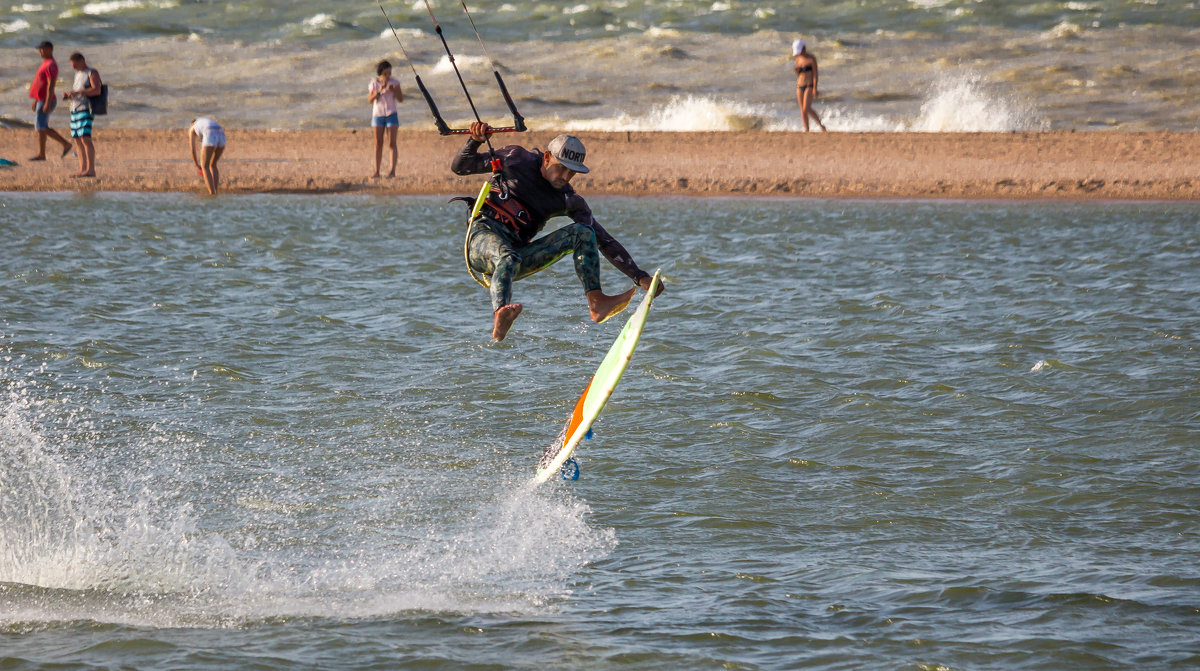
453 121 663 341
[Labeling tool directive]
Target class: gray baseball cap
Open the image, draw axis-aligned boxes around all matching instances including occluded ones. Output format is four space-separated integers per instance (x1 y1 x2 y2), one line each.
547 134 589 173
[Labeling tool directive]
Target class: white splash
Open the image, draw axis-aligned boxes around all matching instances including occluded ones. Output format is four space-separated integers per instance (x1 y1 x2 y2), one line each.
909 73 1041 132
378 26 424 41
0 362 612 627
0 19 31 33
564 95 782 132
301 13 336 33
0 383 244 597
79 0 177 16
431 54 492 74
1044 21 1085 39
557 72 1040 133
823 73 1043 132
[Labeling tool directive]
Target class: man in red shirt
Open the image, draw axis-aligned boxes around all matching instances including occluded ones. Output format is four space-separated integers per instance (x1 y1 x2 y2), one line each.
29 40 72 161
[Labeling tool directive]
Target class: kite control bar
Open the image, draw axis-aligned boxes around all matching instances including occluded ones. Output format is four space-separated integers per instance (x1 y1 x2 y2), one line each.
381 2 526 137
420 0 526 136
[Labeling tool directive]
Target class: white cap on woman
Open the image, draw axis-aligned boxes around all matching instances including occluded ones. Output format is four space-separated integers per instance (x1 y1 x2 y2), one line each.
793 39 805 56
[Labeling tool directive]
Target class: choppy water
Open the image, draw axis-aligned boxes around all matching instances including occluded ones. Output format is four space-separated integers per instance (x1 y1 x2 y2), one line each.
2 193 1200 670
2 1 1198 132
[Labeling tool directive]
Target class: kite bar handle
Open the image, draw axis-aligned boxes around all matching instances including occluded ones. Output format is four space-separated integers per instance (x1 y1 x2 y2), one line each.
439 126 525 136
493 71 526 133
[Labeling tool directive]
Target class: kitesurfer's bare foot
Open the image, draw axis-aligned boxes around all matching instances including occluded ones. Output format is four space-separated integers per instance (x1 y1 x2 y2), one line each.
492 303 522 341
587 287 636 323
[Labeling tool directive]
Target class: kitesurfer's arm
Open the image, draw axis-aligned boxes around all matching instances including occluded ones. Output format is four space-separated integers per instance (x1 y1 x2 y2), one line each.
450 121 494 175
450 137 493 175
566 192 660 293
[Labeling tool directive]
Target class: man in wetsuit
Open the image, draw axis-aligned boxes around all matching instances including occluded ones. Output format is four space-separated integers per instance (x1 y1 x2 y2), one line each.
452 122 663 341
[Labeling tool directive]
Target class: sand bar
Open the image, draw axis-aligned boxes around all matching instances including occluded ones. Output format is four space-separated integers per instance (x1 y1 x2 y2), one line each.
1 129 1197 200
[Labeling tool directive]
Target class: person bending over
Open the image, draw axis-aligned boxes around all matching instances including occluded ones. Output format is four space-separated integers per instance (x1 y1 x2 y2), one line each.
188 117 226 195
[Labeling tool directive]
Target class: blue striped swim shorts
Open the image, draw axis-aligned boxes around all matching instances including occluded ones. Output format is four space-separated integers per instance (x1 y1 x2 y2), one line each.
70 108 94 138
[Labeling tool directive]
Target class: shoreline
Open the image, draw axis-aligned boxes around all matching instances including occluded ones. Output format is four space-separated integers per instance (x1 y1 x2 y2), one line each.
2 129 1198 201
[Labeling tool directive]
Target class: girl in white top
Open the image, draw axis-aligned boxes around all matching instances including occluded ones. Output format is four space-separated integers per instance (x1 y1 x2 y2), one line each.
368 60 403 178
188 117 225 195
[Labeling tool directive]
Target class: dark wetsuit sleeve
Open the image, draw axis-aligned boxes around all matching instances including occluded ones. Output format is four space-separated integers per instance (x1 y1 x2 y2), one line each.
451 138 491 175
567 192 651 284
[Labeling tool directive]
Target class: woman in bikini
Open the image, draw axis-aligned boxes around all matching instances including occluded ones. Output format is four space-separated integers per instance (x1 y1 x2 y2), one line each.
793 39 826 132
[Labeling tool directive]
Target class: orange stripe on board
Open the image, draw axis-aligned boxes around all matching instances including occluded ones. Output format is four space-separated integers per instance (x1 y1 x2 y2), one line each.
564 380 592 438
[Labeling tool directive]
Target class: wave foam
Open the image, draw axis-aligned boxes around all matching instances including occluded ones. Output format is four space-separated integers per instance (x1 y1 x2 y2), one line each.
79 0 177 16
0 19 32 34
431 54 492 75
907 73 1042 131
559 74 1041 133
564 95 783 132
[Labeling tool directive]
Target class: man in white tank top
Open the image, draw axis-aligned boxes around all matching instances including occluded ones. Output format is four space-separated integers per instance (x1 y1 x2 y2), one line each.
61 52 102 177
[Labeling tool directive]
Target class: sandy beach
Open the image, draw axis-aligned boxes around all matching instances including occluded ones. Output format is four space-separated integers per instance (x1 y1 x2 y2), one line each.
2 129 1198 200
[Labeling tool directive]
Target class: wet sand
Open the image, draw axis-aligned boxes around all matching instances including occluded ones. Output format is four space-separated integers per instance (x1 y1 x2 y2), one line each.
1 129 1197 200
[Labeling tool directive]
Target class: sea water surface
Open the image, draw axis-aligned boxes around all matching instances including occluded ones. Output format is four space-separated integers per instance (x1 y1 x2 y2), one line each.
2 1 1198 131
2 193 1199 669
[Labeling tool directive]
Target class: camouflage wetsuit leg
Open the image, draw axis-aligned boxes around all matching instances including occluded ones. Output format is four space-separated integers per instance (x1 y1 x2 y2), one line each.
467 216 603 312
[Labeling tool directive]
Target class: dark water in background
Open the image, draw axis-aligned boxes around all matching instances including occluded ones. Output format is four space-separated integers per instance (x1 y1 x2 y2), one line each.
3 1 1199 131
1 193 1199 669
4 0 1194 45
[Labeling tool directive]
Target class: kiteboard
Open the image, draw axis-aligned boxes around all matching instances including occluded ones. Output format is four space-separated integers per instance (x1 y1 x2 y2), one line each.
534 269 662 484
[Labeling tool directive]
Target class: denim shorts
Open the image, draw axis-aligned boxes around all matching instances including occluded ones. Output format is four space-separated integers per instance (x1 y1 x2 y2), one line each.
372 112 399 128
34 98 56 130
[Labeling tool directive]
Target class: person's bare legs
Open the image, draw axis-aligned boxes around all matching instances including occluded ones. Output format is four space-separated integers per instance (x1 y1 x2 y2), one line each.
372 125 384 178
492 303 523 341
33 129 69 159
807 104 826 132
71 135 95 177
386 126 398 178
201 145 223 195
210 146 223 193
801 88 826 132
34 129 48 159
587 286 636 323
44 128 72 156
796 88 810 132
82 135 95 175
53 131 71 156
